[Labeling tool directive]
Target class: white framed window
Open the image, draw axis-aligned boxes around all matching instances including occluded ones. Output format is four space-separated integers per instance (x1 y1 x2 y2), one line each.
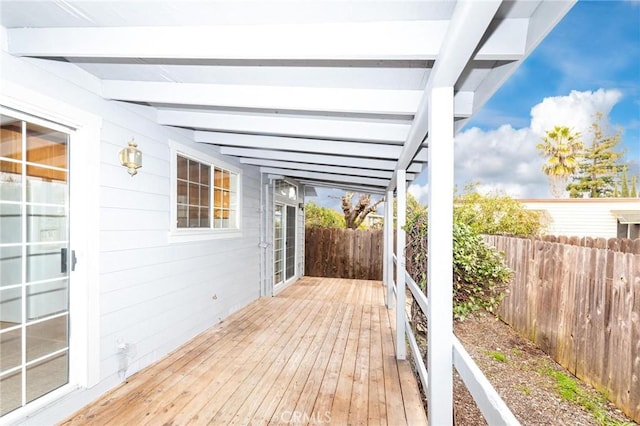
274 179 298 202
169 143 241 242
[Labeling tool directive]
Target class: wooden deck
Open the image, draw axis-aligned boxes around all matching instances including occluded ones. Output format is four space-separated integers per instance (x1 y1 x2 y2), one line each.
61 277 427 425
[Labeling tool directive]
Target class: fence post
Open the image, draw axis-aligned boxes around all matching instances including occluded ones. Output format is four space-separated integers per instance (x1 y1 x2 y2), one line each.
385 189 395 308
396 170 406 360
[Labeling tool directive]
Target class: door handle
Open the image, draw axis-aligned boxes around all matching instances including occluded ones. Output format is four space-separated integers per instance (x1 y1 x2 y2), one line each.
60 248 77 273
61 248 68 273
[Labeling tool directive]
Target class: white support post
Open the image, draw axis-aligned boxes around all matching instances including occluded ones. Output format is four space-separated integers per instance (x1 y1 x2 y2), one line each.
382 197 388 288
385 189 394 308
395 170 407 360
427 86 454 425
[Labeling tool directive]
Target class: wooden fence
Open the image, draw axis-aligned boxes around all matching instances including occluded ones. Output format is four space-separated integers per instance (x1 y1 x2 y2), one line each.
305 227 383 280
484 235 640 422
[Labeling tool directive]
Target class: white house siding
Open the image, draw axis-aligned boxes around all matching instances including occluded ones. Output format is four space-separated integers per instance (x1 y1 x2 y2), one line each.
521 199 640 239
1 37 262 423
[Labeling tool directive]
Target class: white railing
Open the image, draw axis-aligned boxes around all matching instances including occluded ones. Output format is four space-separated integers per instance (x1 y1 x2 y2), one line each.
389 260 520 425
453 336 520 425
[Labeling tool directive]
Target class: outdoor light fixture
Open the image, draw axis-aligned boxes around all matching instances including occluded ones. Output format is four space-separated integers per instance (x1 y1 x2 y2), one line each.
119 139 142 176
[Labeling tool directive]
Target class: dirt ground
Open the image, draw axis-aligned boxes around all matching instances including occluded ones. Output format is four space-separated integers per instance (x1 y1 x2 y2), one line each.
446 313 636 425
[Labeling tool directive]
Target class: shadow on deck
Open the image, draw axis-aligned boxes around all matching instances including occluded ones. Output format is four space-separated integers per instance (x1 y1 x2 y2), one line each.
61 277 427 425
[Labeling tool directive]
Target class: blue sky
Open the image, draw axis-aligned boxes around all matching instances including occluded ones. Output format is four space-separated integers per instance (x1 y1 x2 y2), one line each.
428 0 640 201
309 1 640 209
469 1 639 145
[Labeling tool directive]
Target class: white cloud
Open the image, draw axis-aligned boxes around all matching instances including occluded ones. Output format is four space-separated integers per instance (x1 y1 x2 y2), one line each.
530 89 622 137
408 182 429 204
454 89 623 199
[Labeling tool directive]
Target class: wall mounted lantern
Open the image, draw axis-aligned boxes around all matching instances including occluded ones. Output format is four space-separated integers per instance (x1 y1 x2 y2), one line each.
119 139 142 176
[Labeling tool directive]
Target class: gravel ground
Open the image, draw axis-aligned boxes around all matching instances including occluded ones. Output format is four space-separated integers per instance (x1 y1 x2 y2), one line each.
447 313 636 426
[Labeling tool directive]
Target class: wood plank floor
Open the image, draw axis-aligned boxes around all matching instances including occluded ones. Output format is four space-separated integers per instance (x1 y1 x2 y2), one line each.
60 277 427 425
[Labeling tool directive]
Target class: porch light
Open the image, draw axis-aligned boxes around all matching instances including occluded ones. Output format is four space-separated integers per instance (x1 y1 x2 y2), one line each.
119 139 142 176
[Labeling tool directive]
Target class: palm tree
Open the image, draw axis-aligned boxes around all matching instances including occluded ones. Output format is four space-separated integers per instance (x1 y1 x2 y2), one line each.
536 126 583 198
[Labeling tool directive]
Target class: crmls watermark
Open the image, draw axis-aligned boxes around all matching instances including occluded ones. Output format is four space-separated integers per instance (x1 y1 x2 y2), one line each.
278 410 332 424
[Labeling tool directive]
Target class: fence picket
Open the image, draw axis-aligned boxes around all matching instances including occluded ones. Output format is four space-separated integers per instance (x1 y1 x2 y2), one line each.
488 235 640 423
305 228 383 280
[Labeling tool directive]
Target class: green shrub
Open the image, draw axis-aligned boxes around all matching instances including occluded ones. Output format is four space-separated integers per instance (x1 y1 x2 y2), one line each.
405 208 512 320
304 201 345 228
452 222 512 319
454 185 543 237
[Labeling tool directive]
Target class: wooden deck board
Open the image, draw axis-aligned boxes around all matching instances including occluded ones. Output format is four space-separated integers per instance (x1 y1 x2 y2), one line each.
60 277 427 425
145 298 312 426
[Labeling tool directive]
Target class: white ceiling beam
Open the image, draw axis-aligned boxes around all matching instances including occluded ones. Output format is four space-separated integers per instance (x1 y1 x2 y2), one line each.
157 109 410 143
8 21 447 60
259 167 389 188
470 1 576 125
222 147 423 173
105 80 421 116
470 61 520 122
389 0 503 191
110 81 473 117
474 18 528 61
297 180 386 195
239 158 416 180
196 131 403 159
7 20 525 61
454 91 474 118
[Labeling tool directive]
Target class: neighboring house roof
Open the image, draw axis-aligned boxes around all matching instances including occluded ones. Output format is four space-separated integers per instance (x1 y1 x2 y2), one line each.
0 0 575 194
612 210 640 224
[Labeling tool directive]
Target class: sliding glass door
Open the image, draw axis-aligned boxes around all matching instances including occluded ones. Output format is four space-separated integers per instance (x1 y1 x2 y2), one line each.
273 203 296 288
0 113 71 416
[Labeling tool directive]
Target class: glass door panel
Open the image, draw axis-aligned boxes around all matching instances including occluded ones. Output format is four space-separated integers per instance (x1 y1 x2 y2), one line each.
274 202 297 288
274 204 284 285
0 113 70 417
285 205 296 281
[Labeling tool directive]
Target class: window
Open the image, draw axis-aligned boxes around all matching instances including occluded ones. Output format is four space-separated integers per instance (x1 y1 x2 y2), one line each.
176 155 210 228
212 167 238 229
617 221 639 239
172 147 240 239
275 180 297 201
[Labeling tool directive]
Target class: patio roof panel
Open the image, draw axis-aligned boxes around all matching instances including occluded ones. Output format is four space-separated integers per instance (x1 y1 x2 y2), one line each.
1 0 575 193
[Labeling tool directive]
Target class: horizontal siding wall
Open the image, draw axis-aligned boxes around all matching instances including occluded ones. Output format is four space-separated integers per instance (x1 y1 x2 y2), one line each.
541 203 613 238
1 47 261 423
523 200 639 239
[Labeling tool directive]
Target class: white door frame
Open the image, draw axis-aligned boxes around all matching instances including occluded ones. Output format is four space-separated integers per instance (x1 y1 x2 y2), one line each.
273 201 298 294
0 82 101 422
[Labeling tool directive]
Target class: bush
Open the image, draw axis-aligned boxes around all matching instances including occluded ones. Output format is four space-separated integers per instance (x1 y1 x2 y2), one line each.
405 208 511 320
304 201 345 228
452 222 511 319
454 186 543 237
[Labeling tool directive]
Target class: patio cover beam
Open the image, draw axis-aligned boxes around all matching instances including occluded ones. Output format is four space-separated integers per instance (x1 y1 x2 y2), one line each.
196 131 405 159
109 81 421 116
157 108 410 143
227 148 422 173
8 20 525 60
388 0 503 191
296 180 386 195
259 167 389 188
239 158 416 180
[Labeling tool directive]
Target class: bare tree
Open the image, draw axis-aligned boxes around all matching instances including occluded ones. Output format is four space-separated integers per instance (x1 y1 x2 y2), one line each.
340 192 384 229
